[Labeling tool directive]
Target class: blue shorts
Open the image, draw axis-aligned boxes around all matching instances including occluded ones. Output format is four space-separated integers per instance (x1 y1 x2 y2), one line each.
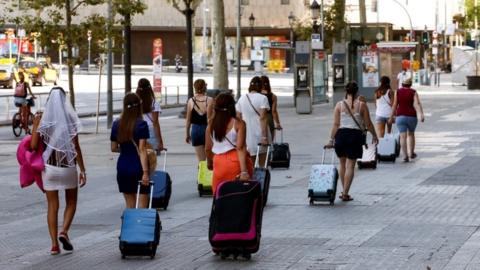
191 124 207 147
14 97 27 107
375 116 389 124
396 116 418 133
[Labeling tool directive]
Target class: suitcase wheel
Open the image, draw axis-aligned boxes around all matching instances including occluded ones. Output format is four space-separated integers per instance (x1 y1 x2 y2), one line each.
309 198 314 205
329 200 335 206
220 252 228 260
121 254 126 259
242 253 251 260
163 206 168 210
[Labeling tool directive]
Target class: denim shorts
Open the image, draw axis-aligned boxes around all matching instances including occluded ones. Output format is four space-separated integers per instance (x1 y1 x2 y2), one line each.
14 97 27 107
191 124 207 146
395 116 418 133
375 116 389 124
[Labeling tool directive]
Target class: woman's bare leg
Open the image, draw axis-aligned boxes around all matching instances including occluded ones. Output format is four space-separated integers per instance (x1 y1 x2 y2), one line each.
194 145 207 162
342 158 356 197
400 132 408 160
46 191 60 247
123 193 137 208
376 122 386 138
62 188 78 234
338 157 347 191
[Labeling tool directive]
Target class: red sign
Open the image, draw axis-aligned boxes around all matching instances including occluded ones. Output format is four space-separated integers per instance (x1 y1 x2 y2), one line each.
152 38 163 96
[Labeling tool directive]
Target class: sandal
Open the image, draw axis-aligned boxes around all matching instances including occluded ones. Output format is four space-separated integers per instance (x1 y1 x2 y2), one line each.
339 192 344 199
50 245 60 255
59 232 73 251
403 157 410 163
411 153 417 159
342 194 354 201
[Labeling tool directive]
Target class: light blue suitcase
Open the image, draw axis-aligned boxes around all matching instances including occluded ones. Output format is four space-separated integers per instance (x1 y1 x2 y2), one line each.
308 148 338 206
119 182 161 259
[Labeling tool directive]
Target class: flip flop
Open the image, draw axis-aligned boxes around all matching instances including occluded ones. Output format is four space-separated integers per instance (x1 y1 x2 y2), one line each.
342 194 354 201
59 232 73 251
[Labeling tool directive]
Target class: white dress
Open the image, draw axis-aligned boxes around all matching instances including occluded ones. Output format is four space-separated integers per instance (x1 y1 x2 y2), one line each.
42 151 78 191
235 93 270 156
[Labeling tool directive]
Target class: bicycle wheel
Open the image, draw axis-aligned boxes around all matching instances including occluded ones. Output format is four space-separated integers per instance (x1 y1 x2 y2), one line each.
12 113 22 137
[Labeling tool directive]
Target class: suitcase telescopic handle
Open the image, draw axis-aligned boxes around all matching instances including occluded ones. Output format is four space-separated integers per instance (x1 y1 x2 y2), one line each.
274 128 284 144
255 143 270 169
321 147 336 165
159 148 168 171
136 181 155 209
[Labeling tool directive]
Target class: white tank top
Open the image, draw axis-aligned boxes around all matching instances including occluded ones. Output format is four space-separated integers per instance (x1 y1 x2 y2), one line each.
375 89 392 118
212 124 237 154
339 100 364 130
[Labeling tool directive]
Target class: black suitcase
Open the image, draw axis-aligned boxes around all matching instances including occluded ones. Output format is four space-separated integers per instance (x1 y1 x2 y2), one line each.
269 129 291 169
209 180 263 260
119 182 162 259
253 144 271 207
151 151 172 210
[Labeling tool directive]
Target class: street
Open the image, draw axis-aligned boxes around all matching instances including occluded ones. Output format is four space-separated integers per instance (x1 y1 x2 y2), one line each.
1 75 480 269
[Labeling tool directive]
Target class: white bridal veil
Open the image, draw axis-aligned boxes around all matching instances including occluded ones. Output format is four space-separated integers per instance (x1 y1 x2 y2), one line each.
38 87 82 167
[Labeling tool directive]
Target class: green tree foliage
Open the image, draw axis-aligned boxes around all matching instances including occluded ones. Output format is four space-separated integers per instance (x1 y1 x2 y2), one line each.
294 0 347 53
0 1 17 27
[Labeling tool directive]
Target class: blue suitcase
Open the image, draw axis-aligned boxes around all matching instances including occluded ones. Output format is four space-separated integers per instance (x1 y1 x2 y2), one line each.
119 182 161 259
152 151 172 210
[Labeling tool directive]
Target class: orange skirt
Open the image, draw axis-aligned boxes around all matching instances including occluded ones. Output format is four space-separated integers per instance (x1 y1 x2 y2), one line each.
212 150 254 195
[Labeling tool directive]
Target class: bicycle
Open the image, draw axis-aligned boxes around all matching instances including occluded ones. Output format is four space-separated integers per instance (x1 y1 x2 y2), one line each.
12 97 35 137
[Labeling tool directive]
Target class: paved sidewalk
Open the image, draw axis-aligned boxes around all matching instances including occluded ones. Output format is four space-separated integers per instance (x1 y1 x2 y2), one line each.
1 83 480 269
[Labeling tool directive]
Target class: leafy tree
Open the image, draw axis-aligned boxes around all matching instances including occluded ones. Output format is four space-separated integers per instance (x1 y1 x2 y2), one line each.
166 0 203 99
294 0 347 53
19 0 109 107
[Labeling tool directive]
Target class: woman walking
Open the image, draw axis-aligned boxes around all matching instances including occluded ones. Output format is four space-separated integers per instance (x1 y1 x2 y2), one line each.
30 87 86 255
236 76 270 167
185 79 213 161
205 93 253 194
136 78 164 154
374 76 394 138
260 76 282 140
110 93 150 209
326 82 377 201
14 72 36 133
389 78 425 162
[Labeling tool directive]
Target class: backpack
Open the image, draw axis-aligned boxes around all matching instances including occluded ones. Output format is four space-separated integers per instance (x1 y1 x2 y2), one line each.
15 82 26 97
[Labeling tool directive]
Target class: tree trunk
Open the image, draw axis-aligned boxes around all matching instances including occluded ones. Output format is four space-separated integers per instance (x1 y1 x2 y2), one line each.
124 12 132 93
185 8 194 99
211 0 228 90
66 0 75 107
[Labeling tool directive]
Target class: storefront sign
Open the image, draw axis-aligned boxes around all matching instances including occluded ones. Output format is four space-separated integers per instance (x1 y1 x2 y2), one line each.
152 38 163 97
361 49 379 88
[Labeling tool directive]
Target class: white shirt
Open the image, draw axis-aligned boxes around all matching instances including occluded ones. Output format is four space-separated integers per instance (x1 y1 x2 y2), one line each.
339 101 364 130
235 92 270 155
397 71 411 89
375 89 392 118
143 100 162 128
212 126 237 154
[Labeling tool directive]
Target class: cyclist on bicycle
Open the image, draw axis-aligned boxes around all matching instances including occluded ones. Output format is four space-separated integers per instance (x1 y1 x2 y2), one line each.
14 72 36 133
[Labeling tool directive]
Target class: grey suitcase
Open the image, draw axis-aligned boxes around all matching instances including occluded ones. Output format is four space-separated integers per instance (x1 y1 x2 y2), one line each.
308 148 338 206
377 133 397 162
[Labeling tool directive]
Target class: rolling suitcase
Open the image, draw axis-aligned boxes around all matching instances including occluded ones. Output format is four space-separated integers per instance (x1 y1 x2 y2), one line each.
209 180 263 260
377 134 397 162
252 144 271 207
119 182 162 259
197 160 213 197
269 129 291 169
151 150 172 210
357 144 377 169
308 148 338 206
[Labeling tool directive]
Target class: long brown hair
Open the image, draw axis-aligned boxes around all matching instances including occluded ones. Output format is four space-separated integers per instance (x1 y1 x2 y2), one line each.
260 76 271 94
117 93 143 143
344 81 359 109
194 79 207 94
136 78 154 114
375 76 390 99
211 93 236 142
248 76 261 92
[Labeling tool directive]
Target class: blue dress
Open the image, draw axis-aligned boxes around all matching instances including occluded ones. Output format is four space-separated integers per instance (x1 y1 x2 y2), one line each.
110 119 150 194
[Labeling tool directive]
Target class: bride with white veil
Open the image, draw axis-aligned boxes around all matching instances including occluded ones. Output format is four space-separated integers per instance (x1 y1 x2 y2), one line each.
30 87 87 255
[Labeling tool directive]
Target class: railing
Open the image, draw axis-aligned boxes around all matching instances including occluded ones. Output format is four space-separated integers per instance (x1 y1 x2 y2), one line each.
0 85 188 122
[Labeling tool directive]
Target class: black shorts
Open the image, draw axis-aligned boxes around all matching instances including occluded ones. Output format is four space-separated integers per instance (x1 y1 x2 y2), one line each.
334 128 364 160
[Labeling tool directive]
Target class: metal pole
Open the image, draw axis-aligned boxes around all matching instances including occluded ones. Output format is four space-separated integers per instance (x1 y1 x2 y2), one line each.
34 37 37 61
124 12 132 93
202 0 207 70
107 0 113 128
59 47 62 80
289 27 294 73
88 39 91 72
8 38 12 62
392 0 414 79
236 0 241 100
95 60 103 134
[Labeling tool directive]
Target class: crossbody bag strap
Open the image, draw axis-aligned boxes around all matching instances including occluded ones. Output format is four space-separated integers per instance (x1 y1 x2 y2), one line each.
191 97 206 114
131 139 141 158
246 94 261 117
343 100 366 132
382 90 392 106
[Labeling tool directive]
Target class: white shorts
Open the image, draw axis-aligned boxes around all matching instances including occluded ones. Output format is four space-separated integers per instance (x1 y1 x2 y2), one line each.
42 164 78 191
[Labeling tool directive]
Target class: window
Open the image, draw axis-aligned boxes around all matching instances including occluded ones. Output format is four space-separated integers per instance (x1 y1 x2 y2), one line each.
241 0 249 5
281 0 290 4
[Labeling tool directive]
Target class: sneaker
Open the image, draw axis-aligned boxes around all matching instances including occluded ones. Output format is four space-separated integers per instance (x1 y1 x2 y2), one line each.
58 232 73 251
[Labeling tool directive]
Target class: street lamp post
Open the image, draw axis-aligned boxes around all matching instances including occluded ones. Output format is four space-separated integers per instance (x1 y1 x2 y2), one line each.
87 30 92 72
311 0 320 34
235 0 242 100
248 13 255 71
288 11 295 73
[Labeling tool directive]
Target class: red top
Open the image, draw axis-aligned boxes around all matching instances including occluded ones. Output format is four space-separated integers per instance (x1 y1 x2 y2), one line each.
396 87 417 117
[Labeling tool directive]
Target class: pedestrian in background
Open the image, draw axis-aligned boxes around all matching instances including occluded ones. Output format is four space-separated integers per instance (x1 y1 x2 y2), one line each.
205 93 253 194
389 78 425 162
260 76 282 141
326 82 377 201
14 72 36 134
185 79 213 162
396 66 411 90
136 78 165 154
374 76 394 138
236 76 270 167
30 87 86 255
110 93 150 209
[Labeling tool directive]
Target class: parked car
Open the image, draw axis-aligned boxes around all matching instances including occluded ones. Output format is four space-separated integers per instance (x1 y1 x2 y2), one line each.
17 60 57 86
0 64 15 88
0 55 17 65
